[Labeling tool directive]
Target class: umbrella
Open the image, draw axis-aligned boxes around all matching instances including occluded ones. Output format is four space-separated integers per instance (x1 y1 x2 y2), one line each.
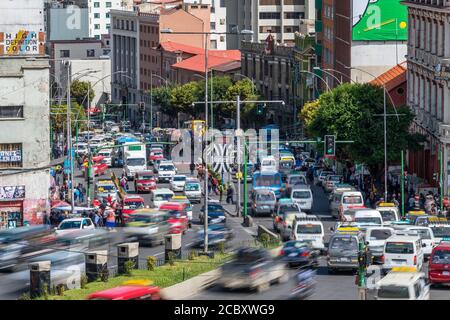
51 200 70 209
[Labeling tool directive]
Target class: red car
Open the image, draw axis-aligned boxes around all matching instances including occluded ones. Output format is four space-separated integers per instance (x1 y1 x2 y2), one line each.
159 202 189 234
93 163 108 176
149 150 164 164
428 243 450 285
122 195 145 222
87 285 161 300
134 171 157 193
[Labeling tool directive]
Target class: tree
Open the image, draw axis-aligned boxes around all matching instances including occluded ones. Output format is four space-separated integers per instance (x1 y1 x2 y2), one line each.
299 100 320 134
223 79 258 125
50 102 86 134
151 86 173 115
170 81 201 115
71 80 95 107
306 83 425 177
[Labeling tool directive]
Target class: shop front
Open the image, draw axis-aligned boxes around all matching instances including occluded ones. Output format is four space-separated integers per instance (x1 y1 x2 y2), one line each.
0 185 25 229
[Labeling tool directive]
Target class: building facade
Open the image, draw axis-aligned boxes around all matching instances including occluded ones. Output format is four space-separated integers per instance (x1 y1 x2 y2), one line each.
404 0 450 194
0 57 50 229
88 0 123 39
241 37 296 130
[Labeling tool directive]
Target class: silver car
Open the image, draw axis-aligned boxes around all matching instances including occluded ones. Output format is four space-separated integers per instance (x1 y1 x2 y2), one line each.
251 189 277 217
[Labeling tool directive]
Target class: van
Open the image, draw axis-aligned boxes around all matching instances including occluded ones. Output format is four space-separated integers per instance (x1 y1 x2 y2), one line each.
290 187 313 213
292 215 325 251
405 226 435 259
184 179 202 203
376 203 400 225
354 209 383 227
327 230 364 273
329 185 357 218
382 235 425 273
285 174 308 196
251 189 277 217
279 212 307 241
375 267 430 300
338 191 364 218
150 188 174 209
260 156 277 172
365 227 395 264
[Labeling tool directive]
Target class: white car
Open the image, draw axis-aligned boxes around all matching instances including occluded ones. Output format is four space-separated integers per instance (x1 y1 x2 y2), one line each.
157 162 177 183
55 218 95 235
150 188 174 209
383 235 425 273
365 226 395 263
405 226 435 258
98 148 113 167
184 179 202 203
291 215 325 251
170 175 187 192
290 187 313 213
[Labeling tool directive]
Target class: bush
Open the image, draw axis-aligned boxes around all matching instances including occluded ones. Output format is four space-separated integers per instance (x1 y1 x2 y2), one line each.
217 242 225 254
147 256 157 271
124 260 135 276
188 251 198 260
100 269 109 282
80 275 88 289
167 252 176 266
18 293 31 300
56 284 66 296
259 233 271 246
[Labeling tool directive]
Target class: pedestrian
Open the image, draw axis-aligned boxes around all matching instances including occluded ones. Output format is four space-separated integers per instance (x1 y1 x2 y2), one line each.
115 203 123 227
226 184 234 204
190 163 195 176
218 183 225 202
106 209 116 230
106 194 113 205
211 176 219 195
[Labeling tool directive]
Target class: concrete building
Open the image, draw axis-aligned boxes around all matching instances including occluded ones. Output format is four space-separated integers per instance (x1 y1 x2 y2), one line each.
88 0 123 39
0 56 50 229
45 2 90 41
225 0 315 48
403 0 450 194
0 0 46 56
240 36 296 129
316 0 408 88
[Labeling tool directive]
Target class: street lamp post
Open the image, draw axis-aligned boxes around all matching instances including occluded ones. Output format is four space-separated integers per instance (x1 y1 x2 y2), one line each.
313 67 343 86
161 28 253 253
150 73 170 134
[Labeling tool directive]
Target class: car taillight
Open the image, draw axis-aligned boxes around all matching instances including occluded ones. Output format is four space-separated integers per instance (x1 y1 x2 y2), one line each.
380 255 384 263
414 255 417 265
249 268 261 278
280 250 285 256
300 251 310 257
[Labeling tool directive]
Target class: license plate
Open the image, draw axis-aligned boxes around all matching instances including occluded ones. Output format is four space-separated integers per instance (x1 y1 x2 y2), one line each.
443 271 449 276
340 257 350 262
288 253 297 257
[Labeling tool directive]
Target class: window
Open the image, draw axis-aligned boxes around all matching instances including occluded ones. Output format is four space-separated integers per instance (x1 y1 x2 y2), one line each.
106 2 112 8
86 49 95 57
210 22 216 30
94 2 100 8
0 106 23 119
106 13 110 18
106 24 111 30
284 12 303 19
94 13 100 19
220 36 225 42
0 143 23 168
94 24 100 30
60 50 70 58
259 12 281 19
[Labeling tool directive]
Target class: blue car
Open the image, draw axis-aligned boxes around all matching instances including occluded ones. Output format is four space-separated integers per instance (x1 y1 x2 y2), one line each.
280 240 319 268
200 203 226 224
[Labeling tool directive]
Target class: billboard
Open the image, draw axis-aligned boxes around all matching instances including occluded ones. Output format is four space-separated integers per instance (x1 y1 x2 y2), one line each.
0 30 45 55
352 0 408 41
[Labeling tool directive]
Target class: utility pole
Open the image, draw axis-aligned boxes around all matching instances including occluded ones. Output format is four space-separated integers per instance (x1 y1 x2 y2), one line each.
440 145 444 213
65 61 75 213
150 73 153 134
87 81 91 204
383 86 388 201
236 95 241 217
357 241 367 300
203 33 209 253
401 150 405 217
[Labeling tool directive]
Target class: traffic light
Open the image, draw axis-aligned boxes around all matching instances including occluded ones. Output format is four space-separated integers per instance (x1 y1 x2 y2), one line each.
256 103 265 115
324 135 336 157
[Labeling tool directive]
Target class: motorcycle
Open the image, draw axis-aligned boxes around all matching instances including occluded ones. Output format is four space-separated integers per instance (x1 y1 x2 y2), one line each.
289 267 317 300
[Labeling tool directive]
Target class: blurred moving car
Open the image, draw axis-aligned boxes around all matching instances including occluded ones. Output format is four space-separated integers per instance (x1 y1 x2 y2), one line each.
280 240 319 268
199 202 226 224
217 248 289 292
123 210 170 246
171 196 193 226
195 224 234 249
289 267 317 300
88 285 161 300
55 218 95 235
159 202 189 234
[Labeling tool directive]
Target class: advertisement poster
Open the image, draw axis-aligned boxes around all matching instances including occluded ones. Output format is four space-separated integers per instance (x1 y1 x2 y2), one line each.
352 0 408 41
0 30 45 55
0 186 25 200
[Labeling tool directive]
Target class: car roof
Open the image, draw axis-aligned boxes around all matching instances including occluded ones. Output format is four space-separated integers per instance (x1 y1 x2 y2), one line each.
136 171 154 175
433 243 450 251
61 218 89 222
124 195 144 200
377 272 424 286
153 188 173 193
172 175 186 178
386 235 420 242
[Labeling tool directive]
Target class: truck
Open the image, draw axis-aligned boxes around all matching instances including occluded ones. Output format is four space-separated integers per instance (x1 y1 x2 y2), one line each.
123 143 147 180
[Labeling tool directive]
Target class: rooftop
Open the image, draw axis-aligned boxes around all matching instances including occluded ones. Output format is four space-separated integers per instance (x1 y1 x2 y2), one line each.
370 62 407 91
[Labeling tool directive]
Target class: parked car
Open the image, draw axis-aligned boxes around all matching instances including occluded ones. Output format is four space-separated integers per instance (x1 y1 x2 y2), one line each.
55 218 95 235
428 242 450 285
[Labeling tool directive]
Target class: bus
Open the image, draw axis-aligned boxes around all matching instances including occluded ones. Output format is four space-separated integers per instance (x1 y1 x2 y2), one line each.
252 170 283 198
183 120 206 137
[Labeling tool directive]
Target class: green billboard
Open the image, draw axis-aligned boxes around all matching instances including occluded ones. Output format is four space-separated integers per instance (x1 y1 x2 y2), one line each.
352 0 408 41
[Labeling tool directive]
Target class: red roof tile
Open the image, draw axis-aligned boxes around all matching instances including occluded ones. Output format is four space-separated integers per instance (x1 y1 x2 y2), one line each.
159 41 241 60
171 54 240 73
370 62 407 90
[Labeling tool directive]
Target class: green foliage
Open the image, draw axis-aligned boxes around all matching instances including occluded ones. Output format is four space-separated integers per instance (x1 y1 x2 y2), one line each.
170 82 201 115
146 256 157 271
56 284 66 296
124 260 136 276
305 83 425 176
151 86 173 115
71 80 95 106
18 293 32 300
217 242 226 254
188 250 198 260
50 103 86 134
167 252 176 266
299 100 320 133
80 275 88 288
100 268 109 282
259 233 271 245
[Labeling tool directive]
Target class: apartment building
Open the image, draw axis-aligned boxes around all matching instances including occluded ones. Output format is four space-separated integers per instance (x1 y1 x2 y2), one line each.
404 0 450 192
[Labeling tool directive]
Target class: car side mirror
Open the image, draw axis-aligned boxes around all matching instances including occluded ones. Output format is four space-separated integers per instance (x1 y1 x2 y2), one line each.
422 243 427 248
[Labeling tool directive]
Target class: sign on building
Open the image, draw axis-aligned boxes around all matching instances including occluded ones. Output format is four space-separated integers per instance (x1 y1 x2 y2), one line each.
0 30 45 55
0 186 25 200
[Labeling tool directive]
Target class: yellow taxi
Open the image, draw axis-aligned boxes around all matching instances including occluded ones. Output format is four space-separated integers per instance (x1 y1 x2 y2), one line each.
376 202 400 225
375 267 430 300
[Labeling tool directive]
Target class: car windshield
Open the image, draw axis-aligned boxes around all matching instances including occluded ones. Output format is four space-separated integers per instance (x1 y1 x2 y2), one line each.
378 286 410 299
59 221 81 230
329 176 341 182
127 158 145 166
297 224 322 234
159 165 175 171
256 193 275 201
289 176 305 185
255 175 281 187
430 227 450 238
380 210 397 222
355 217 382 224
185 183 200 191
385 242 414 254
128 214 166 224
154 194 173 201
343 196 363 204
124 201 144 209
173 176 186 182
236 250 265 263
292 191 311 199
330 237 357 250
279 204 299 214
262 160 275 166
409 229 432 240
208 204 223 211
280 161 294 168
432 250 450 264
284 241 309 249
139 175 154 180
369 229 392 241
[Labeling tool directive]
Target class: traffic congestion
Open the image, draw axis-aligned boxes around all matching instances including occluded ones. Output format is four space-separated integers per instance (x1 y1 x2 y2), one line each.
1 119 450 301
